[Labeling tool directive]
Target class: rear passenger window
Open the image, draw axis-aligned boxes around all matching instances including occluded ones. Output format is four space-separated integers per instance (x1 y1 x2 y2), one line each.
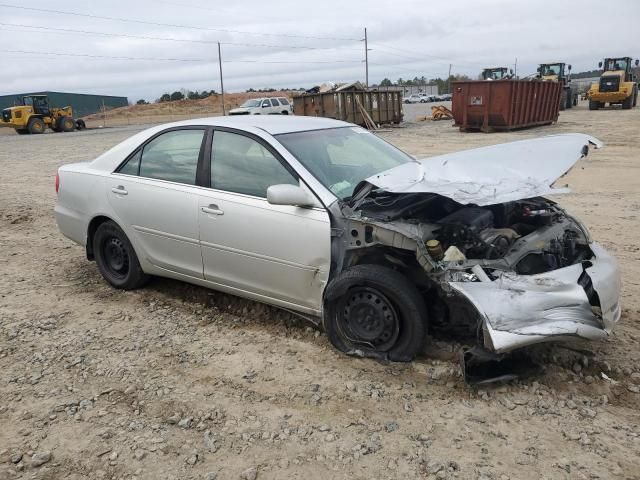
279 98 290 105
270 98 279 107
138 129 204 185
211 131 297 197
118 150 141 176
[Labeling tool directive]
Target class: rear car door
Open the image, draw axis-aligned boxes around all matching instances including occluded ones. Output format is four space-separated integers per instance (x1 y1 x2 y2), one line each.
197 129 331 311
107 127 208 278
269 98 280 114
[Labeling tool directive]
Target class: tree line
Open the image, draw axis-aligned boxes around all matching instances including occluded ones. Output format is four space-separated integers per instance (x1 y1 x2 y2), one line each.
375 74 472 91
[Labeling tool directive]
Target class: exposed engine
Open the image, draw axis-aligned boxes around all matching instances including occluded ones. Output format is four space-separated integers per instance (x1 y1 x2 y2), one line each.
357 193 591 273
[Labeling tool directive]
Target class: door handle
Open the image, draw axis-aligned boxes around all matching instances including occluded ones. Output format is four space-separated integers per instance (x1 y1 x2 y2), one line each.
111 186 128 195
201 204 224 215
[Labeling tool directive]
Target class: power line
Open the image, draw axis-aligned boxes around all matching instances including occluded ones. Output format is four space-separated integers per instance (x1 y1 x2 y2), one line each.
0 49 203 62
0 22 364 51
0 3 360 41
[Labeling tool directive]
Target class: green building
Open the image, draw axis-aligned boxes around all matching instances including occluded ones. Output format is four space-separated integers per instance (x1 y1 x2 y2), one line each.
0 91 128 118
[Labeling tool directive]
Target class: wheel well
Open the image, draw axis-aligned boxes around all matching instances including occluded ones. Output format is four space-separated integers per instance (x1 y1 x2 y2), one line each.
86 215 112 260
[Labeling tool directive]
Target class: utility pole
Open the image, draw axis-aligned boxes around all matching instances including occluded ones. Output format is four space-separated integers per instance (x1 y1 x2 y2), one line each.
447 63 452 94
218 41 225 116
364 27 369 87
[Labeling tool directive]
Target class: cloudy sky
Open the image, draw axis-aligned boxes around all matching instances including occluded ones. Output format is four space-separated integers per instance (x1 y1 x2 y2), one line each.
1 0 639 101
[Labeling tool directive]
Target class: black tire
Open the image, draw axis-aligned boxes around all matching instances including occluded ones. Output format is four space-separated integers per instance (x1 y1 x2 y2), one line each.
559 90 567 111
588 99 600 110
15 128 29 135
281 110 289 115
323 264 427 362
75 119 86 130
59 116 75 132
27 117 45 134
93 220 149 290
632 85 638 108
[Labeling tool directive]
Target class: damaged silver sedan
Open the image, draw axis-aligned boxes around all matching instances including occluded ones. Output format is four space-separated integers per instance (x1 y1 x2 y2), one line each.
55 116 620 364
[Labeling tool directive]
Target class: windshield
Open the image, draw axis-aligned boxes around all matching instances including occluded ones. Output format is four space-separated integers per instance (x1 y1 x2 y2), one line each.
541 64 561 75
276 127 414 199
240 99 261 108
605 58 628 71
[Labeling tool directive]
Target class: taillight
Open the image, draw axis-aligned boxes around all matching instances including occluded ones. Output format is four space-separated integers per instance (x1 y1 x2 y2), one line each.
55 172 60 194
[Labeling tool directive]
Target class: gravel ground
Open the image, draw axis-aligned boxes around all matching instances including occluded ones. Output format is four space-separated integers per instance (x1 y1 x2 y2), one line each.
1 101 639 480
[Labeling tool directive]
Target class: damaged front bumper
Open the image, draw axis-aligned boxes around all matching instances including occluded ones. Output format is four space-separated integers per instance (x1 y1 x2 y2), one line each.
449 242 621 353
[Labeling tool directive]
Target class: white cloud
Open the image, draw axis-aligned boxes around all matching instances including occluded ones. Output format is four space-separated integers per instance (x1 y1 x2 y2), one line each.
0 0 638 100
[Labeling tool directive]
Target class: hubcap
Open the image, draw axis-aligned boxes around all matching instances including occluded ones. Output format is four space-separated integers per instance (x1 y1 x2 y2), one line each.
102 236 129 278
339 287 399 351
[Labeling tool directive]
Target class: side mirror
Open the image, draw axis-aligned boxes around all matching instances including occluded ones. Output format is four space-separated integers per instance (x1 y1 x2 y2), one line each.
568 64 572 70
267 184 318 207
510 69 514 75
636 59 639 67
598 61 603 68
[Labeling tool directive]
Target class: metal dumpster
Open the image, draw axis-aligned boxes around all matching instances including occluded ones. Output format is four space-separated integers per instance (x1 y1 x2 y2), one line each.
451 80 562 132
293 87 403 127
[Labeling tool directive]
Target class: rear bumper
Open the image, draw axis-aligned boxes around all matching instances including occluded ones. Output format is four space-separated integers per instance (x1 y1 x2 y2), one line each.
450 242 621 353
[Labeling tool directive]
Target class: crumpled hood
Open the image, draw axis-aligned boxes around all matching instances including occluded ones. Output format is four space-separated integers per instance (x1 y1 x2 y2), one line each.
364 134 602 206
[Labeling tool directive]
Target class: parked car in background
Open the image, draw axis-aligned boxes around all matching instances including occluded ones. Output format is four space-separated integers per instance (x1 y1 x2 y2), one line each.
403 94 422 104
228 97 293 115
55 116 620 366
420 94 437 102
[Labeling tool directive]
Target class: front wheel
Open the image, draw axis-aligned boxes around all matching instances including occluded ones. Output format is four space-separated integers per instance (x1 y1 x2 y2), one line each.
27 117 45 134
93 221 149 290
324 264 427 362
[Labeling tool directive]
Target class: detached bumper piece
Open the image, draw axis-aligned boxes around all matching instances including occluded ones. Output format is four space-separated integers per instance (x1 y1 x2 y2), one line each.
451 242 621 354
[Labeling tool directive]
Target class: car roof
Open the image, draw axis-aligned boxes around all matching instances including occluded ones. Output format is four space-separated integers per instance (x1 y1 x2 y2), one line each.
153 115 351 135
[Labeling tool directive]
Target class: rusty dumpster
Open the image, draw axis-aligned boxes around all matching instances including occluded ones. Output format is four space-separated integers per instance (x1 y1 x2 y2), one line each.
451 80 562 132
293 87 403 127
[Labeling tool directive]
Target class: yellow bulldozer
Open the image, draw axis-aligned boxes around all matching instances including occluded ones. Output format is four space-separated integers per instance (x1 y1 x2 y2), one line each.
588 57 639 110
537 62 578 110
1 94 86 134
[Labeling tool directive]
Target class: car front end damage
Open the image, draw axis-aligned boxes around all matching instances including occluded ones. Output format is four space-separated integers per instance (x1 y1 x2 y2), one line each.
332 134 621 376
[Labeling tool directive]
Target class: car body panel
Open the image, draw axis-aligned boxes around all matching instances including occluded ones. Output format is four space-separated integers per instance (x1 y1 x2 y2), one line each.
197 188 331 309
363 133 602 206
107 174 204 278
450 242 621 353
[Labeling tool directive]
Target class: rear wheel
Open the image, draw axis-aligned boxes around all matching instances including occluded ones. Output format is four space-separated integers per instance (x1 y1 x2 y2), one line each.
588 99 600 110
60 116 75 132
75 119 86 130
324 264 427 362
281 110 289 115
27 117 45 134
632 85 638 107
93 221 149 290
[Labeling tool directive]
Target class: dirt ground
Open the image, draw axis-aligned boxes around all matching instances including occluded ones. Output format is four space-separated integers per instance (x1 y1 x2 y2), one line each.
1 102 639 480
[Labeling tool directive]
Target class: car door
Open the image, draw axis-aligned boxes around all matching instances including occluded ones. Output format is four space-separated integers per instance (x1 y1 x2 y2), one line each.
269 98 280 114
197 129 331 312
108 127 208 278
260 99 272 114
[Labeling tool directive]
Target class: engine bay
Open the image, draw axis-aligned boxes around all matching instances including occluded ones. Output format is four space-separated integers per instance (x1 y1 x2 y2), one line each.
357 192 592 274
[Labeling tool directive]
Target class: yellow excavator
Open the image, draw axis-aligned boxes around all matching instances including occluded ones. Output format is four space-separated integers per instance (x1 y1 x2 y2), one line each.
587 57 639 110
1 94 86 134
537 62 578 110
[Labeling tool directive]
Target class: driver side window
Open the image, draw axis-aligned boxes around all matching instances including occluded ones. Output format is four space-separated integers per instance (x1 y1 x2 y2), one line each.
211 131 298 197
